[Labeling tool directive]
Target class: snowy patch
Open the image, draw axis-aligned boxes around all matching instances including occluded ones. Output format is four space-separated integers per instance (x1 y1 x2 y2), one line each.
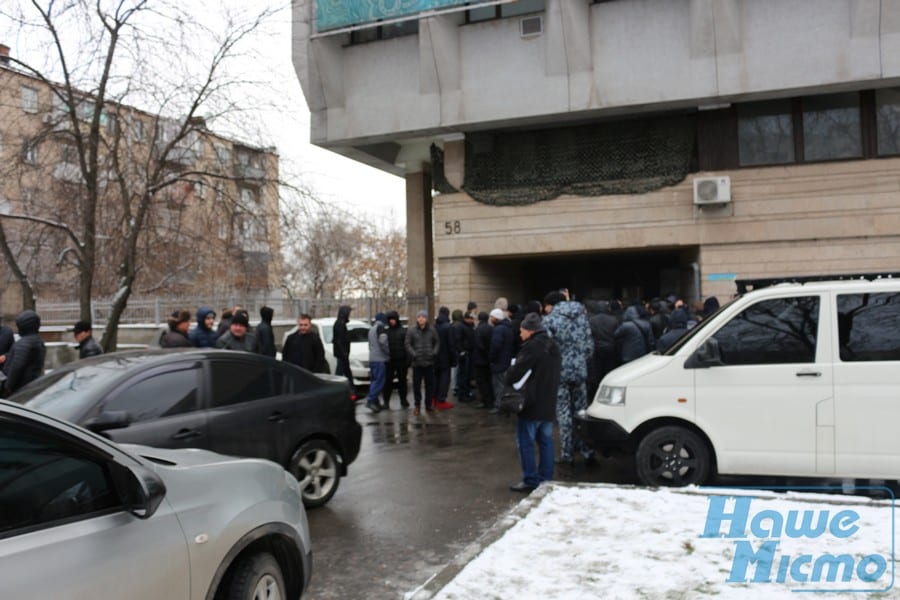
413 483 896 600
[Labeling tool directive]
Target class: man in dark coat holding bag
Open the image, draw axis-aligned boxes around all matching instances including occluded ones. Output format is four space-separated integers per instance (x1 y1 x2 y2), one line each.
505 312 561 493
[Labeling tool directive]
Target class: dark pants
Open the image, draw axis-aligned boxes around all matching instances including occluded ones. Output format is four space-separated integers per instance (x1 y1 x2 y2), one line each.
412 365 435 408
454 353 473 399
383 360 408 406
335 356 353 387
587 351 618 401
474 365 494 407
435 365 452 402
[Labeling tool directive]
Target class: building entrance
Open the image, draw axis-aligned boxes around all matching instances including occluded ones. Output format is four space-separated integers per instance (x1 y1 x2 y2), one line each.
476 247 700 306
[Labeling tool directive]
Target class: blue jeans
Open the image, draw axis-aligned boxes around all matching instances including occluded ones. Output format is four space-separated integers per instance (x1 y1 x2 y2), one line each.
516 419 554 487
367 361 386 403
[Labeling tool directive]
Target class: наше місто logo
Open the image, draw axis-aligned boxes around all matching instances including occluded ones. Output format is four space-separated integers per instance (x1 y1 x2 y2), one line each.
699 488 895 593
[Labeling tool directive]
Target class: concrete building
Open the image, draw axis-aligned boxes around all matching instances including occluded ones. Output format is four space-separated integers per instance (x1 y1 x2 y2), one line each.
293 0 900 308
0 45 281 316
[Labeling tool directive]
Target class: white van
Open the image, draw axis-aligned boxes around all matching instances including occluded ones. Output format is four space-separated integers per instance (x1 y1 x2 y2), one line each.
574 277 900 487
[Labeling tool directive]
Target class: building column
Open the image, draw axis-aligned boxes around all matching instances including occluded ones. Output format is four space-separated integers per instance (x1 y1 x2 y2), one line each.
406 169 434 315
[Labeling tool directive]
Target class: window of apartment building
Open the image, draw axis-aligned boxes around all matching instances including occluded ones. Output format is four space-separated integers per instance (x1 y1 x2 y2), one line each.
802 92 862 161
875 88 900 156
193 180 205 200
61 144 79 165
105 112 119 136
349 19 418 44
737 99 795 166
77 100 96 122
215 144 231 166
22 139 38 165
467 0 545 22
21 87 38 113
129 117 146 143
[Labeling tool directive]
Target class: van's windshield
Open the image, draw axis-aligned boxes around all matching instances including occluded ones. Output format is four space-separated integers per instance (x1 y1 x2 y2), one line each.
662 297 737 356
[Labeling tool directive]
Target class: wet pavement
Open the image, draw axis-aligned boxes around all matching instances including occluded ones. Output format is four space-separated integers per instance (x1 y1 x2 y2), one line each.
302 396 635 599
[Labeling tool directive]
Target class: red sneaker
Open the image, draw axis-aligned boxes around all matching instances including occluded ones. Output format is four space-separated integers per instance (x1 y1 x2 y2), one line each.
434 401 455 410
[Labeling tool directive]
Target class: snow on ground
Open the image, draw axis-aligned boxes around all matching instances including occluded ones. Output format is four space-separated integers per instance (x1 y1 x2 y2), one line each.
414 483 897 600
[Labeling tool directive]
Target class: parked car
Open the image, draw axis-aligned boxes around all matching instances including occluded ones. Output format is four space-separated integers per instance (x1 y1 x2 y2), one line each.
0 399 312 599
282 318 371 388
575 277 900 487
12 348 362 508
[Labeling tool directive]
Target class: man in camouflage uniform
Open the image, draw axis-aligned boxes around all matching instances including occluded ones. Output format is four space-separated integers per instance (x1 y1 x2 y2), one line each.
542 290 595 466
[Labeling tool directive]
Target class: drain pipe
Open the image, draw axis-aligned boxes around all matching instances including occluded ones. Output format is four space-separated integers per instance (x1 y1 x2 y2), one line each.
691 262 701 303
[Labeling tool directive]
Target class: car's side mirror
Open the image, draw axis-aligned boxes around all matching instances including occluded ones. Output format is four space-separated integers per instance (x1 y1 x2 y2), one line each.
685 338 724 368
84 410 131 432
111 462 167 519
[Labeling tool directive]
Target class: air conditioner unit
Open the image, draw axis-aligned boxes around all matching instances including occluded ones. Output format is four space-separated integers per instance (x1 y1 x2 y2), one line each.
693 176 731 206
520 15 543 37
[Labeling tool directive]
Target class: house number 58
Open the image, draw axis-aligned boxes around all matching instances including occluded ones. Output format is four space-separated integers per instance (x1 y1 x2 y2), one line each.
444 220 461 234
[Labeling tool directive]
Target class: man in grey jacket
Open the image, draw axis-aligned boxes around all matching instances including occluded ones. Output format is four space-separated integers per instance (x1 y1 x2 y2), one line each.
404 310 440 415
365 312 390 413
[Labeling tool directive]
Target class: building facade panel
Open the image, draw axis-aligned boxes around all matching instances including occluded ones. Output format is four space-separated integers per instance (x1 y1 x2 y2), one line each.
295 0 900 306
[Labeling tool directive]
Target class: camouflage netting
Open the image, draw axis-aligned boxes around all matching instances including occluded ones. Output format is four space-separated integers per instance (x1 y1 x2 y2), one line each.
432 116 696 206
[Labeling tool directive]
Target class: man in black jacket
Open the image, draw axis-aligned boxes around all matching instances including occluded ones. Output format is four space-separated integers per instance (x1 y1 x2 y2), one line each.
73 320 103 359
282 314 329 373
505 312 561 493
333 305 353 385
473 311 494 409
3 310 46 395
256 306 276 357
382 311 408 409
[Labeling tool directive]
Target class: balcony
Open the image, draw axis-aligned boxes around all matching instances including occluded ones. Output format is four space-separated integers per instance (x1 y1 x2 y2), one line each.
52 162 83 184
232 162 266 182
154 140 200 166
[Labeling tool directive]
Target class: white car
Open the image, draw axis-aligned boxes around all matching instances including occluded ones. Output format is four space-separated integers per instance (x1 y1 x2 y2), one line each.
575 276 900 487
282 318 371 388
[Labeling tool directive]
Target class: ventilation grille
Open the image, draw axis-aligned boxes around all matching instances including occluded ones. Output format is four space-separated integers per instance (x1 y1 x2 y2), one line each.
520 15 543 37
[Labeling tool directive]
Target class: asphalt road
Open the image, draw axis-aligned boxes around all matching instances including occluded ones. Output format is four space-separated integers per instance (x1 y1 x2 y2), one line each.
302 397 636 599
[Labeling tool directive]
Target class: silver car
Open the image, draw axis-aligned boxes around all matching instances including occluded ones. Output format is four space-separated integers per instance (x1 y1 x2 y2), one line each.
0 400 312 599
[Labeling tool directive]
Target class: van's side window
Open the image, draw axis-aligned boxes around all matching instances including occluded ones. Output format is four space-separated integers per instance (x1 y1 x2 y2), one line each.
837 293 900 361
712 296 819 365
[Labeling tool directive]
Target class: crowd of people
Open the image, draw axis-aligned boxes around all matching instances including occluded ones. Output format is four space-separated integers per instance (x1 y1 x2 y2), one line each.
0 292 720 493
360 291 721 493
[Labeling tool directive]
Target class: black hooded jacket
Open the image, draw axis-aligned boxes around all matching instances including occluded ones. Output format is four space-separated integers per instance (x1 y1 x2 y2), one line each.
385 311 407 364
4 310 46 394
333 305 352 360
256 306 276 357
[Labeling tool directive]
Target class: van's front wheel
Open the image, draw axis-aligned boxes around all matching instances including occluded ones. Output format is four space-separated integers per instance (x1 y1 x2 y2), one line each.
635 426 711 487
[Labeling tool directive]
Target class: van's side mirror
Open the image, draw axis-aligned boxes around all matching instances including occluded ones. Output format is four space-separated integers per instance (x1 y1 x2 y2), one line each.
110 462 167 519
685 338 724 368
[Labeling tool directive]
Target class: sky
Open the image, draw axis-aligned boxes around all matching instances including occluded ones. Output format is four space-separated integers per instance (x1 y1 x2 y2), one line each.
407 483 897 599
254 6 407 230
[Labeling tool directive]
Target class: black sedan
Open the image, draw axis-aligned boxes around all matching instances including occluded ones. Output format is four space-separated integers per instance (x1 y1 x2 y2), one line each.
11 349 362 508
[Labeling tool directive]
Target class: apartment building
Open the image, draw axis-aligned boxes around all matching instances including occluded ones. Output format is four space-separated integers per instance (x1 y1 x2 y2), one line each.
0 45 281 315
293 0 900 307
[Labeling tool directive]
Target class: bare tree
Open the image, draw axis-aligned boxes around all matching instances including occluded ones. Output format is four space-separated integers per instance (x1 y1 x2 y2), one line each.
280 187 407 304
0 1 282 348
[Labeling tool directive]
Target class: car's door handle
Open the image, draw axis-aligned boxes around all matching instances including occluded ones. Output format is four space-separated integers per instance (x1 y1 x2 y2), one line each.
267 411 288 422
796 371 822 377
172 428 202 440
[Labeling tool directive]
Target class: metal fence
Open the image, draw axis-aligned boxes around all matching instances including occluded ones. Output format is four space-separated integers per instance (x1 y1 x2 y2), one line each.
38 295 431 326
